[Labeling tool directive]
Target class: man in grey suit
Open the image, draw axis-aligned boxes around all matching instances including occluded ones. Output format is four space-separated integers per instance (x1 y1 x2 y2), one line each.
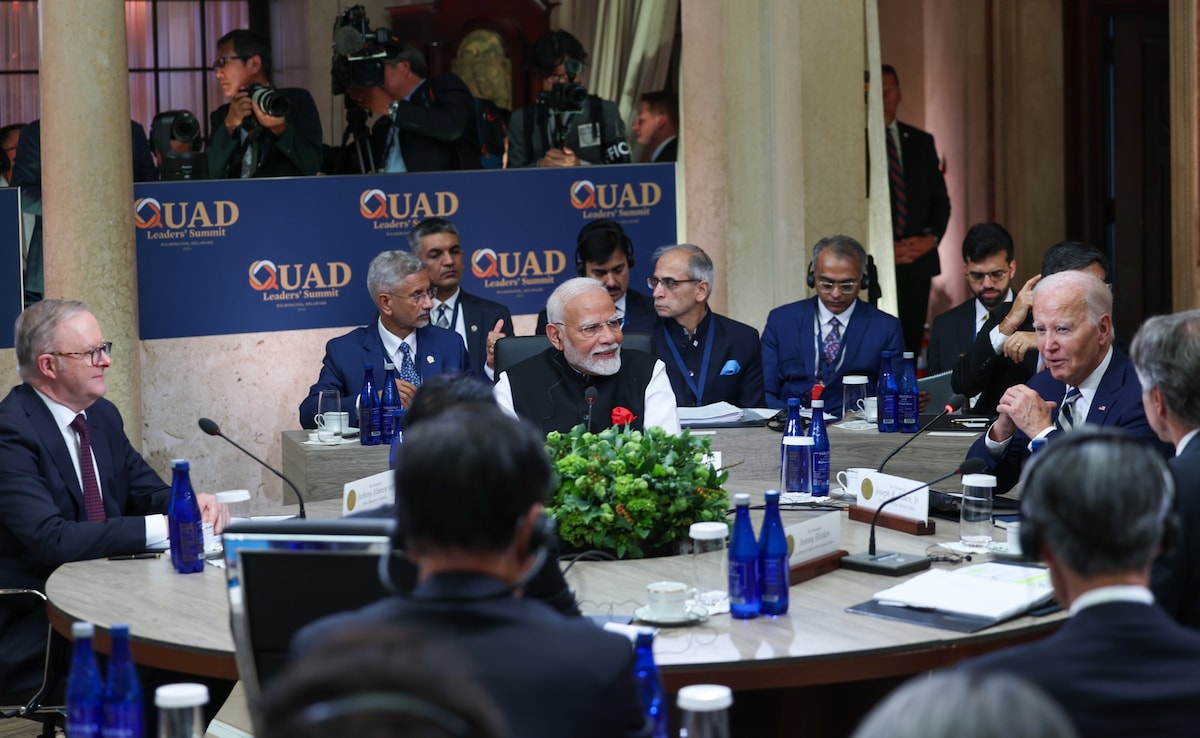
409 218 512 381
1132 309 1200 630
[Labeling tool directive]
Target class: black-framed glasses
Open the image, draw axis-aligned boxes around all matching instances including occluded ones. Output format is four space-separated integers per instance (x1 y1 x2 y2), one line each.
392 288 437 305
211 55 245 71
50 342 113 367
966 268 1010 284
552 317 625 338
816 279 859 295
647 277 698 291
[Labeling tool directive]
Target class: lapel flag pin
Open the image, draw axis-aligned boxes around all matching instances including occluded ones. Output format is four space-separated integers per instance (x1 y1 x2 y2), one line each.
426 355 435 364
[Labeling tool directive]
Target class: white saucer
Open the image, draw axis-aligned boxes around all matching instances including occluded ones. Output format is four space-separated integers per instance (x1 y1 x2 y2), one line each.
633 604 709 626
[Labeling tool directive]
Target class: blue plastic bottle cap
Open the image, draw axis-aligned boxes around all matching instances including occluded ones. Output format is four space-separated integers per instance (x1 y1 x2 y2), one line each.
71 621 94 639
110 623 130 638
155 683 209 709
677 684 733 711
787 397 800 407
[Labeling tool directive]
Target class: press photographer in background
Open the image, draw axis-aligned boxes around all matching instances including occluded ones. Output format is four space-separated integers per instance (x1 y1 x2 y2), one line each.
208 29 324 178
508 30 631 168
149 110 207 181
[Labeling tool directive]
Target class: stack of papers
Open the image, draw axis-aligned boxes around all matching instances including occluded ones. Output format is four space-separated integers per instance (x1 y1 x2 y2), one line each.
678 402 744 425
872 562 1053 621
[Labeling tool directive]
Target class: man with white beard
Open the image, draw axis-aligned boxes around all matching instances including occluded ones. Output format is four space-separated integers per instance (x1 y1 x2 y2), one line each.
495 278 679 434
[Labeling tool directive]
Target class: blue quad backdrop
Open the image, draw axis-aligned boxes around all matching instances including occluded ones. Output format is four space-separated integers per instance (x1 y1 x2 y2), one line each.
0 188 20 349
132 164 677 339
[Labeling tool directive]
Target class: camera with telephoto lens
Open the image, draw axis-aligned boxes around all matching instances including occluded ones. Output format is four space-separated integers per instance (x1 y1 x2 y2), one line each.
538 82 588 115
330 5 397 93
246 83 290 118
150 110 207 180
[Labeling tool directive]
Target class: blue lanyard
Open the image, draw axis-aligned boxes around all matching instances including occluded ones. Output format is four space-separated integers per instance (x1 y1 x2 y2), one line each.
662 318 716 406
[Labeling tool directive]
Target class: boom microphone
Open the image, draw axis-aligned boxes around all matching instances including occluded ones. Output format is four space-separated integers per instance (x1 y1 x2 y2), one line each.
840 458 988 576
877 393 967 473
199 418 307 519
584 387 598 433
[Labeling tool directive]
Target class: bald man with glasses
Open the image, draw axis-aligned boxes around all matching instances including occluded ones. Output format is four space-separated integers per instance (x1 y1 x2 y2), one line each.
761 235 904 413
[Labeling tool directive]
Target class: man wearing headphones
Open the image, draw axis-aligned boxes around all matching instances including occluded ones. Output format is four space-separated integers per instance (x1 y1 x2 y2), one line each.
761 234 904 412
961 429 1200 736
1130 309 1200 630
536 219 657 335
294 404 651 738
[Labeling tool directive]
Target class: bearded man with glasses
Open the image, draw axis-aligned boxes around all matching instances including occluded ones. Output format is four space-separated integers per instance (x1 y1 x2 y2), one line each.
761 235 904 413
495 278 679 435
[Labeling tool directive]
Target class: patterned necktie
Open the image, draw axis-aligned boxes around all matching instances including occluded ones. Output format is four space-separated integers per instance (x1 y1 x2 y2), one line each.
69 414 106 522
1058 387 1082 431
398 342 422 387
823 316 841 366
435 304 451 329
886 129 907 237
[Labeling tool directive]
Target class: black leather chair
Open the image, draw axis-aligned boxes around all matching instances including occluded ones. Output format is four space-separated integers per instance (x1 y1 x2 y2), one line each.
0 589 65 737
493 333 654 375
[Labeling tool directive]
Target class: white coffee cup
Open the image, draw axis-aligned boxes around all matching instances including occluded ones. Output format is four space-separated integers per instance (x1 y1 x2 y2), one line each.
646 580 689 620
314 411 350 441
857 396 879 422
836 467 874 496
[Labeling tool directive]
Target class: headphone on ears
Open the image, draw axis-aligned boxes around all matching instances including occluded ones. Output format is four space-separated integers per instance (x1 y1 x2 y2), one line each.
806 241 871 290
1018 433 1179 562
575 220 635 276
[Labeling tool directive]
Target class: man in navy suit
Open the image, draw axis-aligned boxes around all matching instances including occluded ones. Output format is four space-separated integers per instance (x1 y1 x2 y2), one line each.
965 271 1164 493
962 429 1200 737
881 65 951 353
536 219 657 336
650 244 763 408
409 218 512 381
1132 310 1200 630
0 299 228 695
299 251 470 429
631 90 678 163
762 235 904 413
927 223 1015 378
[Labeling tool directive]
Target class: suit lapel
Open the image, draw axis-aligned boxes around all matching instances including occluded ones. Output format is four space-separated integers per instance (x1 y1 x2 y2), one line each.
20 386 87 513
457 292 485 362
1086 351 1128 426
415 325 440 378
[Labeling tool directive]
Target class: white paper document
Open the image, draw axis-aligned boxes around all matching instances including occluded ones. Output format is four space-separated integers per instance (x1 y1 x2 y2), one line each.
678 402 744 424
872 562 1053 621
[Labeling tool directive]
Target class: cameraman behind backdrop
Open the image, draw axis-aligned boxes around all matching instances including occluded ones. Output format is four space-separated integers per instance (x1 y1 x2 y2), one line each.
208 29 324 178
508 30 631 168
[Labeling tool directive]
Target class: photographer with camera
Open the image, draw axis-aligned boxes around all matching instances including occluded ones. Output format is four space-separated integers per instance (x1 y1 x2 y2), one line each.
508 30 630 168
208 29 323 178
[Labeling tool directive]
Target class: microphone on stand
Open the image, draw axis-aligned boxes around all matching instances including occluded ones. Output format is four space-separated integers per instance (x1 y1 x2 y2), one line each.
198 418 307 519
584 387 598 432
841 458 988 576
877 394 967 473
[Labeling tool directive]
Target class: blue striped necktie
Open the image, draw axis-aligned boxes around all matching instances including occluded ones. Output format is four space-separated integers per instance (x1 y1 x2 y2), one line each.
1058 387 1081 431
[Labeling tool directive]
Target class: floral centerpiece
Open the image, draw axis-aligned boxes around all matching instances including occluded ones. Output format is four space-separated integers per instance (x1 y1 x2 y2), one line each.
544 411 729 559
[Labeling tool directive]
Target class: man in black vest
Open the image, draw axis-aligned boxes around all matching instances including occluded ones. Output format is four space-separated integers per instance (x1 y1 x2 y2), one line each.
495 278 679 435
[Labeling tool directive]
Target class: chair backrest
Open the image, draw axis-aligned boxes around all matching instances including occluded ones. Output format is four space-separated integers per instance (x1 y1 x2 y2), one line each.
222 517 416 728
493 332 654 375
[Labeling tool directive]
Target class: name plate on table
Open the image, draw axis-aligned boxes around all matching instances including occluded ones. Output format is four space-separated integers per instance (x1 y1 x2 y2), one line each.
343 470 394 516
850 471 930 524
785 511 841 565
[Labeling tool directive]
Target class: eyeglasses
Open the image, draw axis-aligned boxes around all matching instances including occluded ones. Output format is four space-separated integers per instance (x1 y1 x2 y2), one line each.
392 288 437 305
50 342 113 367
211 55 245 71
816 279 859 295
647 277 698 291
966 268 1010 284
552 317 625 338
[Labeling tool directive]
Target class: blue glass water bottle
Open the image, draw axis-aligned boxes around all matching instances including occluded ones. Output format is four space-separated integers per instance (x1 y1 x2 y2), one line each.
758 490 790 615
359 363 381 446
877 350 899 432
380 361 400 442
67 621 104 738
102 624 143 738
728 493 761 619
168 461 204 574
809 399 831 497
781 398 810 494
633 631 669 738
898 350 919 433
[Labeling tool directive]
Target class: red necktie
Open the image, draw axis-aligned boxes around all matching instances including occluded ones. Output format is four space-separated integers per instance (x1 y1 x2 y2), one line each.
887 130 907 238
69 414 107 522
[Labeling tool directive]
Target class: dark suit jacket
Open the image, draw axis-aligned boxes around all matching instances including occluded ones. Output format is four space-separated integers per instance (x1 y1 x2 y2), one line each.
891 121 950 280
761 297 904 412
535 289 658 335
1152 434 1200 630
299 321 471 429
0 384 170 693
208 87 324 178
927 298 979 376
651 136 678 163
294 572 651 738
963 601 1200 738
368 73 474 173
656 311 764 408
951 300 1037 416
965 347 1167 493
454 290 513 379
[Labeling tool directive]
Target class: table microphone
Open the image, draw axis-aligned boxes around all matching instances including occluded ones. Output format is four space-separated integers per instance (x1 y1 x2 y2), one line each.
841 457 987 576
198 417 307 518
584 387 598 432
877 393 967 472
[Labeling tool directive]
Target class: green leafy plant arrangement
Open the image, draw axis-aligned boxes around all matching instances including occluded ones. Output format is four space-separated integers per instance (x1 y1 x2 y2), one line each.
545 423 729 559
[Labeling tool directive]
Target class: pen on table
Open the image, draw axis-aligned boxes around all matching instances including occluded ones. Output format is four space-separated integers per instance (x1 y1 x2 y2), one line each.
107 553 162 561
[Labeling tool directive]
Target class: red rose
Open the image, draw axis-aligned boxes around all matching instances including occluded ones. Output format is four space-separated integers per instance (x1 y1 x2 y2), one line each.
611 406 637 427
